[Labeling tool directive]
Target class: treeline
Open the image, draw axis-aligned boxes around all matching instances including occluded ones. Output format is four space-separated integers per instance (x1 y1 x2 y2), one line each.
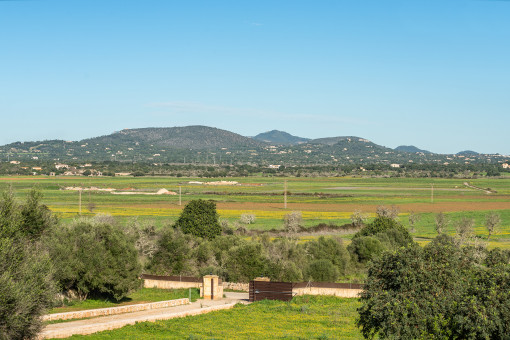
0 160 507 178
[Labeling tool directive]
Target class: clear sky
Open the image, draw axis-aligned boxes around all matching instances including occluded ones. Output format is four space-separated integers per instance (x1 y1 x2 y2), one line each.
1 0 509 155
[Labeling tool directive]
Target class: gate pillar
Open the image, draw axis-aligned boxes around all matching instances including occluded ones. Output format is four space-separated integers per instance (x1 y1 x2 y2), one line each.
201 275 222 300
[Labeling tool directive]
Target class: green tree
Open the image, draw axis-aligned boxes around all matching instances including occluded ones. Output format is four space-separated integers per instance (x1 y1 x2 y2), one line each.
46 219 141 301
224 242 266 282
175 199 221 240
357 234 510 339
0 188 56 339
146 228 197 276
305 236 350 276
0 239 55 339
305 259 339 282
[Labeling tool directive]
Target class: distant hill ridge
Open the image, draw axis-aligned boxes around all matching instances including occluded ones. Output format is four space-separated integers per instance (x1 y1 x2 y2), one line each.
83 126 263 150
395 145 431 154
253 130 310 145
0 125 502 165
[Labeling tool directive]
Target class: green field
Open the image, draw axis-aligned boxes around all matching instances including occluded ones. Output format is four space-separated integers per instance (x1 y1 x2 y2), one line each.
1 175 509 246
65 296 362 339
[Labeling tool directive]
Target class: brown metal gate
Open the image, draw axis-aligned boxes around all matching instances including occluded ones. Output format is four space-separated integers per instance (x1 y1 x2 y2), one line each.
249 281 294 302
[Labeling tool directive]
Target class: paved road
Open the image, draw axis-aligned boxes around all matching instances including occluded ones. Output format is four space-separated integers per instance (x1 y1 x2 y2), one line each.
40 293 249 339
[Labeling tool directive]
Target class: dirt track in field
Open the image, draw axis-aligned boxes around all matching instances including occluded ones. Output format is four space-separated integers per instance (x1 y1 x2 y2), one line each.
129 201 510 213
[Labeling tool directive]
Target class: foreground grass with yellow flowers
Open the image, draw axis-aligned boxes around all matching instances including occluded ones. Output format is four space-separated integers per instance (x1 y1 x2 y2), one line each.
66 296 362 339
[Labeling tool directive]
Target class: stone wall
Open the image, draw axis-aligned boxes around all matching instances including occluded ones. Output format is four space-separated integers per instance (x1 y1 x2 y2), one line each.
222 282 249 292
42 298 189 322
293 287 362 298
143 279 200 290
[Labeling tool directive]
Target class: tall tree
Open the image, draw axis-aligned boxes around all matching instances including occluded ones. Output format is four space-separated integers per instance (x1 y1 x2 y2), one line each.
175 199 221 240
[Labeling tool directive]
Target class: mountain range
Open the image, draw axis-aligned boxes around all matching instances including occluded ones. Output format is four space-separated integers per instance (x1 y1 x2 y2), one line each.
0 126 506 166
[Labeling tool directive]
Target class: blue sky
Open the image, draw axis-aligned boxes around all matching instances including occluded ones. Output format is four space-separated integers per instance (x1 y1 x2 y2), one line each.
1 0 509 155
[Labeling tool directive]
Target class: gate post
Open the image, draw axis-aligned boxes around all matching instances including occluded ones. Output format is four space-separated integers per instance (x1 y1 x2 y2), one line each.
202 275 222 300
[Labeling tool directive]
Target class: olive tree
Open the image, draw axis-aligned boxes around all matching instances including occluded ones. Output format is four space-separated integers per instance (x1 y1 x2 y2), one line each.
0 188 56 339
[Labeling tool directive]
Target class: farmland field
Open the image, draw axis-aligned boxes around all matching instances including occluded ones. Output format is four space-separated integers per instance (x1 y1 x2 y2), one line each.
1 175 509 246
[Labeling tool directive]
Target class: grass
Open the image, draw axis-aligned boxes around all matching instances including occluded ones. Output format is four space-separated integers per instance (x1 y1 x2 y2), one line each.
48 288 200 314
65 295 363 339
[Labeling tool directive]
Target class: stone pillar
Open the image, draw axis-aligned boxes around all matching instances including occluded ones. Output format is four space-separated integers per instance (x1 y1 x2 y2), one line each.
202 275 223 300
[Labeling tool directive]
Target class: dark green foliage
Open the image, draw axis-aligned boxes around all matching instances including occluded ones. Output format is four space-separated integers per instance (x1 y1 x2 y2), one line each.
0 188 19 240
347 236 384 263
0 187 57 240
0 189 56 339
19 188 58 239
355 216 410 243
357 234 510 339
47 220 141 301
305 259 339 282
146 228 197 276
485 248 510 267
349 216 413 264
0 239 56 339
175 199 221 240
224 242 266 282
305 236 350 276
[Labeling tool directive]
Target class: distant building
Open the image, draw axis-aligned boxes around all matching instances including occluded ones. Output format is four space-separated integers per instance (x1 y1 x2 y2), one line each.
55 163 69 170
268 165 281 169
503 163 509 169
9 161 20 165
390 164 401 168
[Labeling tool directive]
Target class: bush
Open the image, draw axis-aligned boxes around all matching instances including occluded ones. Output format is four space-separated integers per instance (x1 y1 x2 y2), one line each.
224 242 266 282
348 236 384 263
146 228 197 276
175 199 221 240
0 239 55 339
305 236 350 276
0 188 56 339
305 259 339 282
357 235 510 339
47 219 141 301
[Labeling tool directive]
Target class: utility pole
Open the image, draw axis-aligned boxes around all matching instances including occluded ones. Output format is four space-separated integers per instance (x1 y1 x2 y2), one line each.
179 186 182 206
284 180 287 209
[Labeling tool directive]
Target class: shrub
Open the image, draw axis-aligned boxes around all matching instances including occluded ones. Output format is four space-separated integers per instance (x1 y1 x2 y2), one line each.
305 236 350 276
0 239 55 339
224 242 266 282
347 236 384 263
175 199 221 240
357 235 510 339
146 228 197 276
47 220 141 301
305 259 339 282
0 188 56 339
